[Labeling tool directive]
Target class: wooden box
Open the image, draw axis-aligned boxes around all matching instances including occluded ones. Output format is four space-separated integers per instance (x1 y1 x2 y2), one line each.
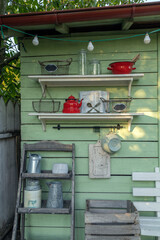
85 200 141 240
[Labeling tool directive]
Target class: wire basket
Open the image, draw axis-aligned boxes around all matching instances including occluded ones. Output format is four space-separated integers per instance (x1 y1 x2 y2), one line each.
38 58 72 75
32 100 60 113
101 98 132 113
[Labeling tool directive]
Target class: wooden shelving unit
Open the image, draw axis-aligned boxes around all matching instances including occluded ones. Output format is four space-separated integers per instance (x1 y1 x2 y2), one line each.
12 141 75 240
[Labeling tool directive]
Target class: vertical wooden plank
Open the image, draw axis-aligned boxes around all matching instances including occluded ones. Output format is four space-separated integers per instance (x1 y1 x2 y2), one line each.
158 33 160 168
71 143 75 240
14 102 20 131
12 145 27 240
0 139 5 228
0 97 7 133
155 167 160 240
7 100 15 132
158 34 160 240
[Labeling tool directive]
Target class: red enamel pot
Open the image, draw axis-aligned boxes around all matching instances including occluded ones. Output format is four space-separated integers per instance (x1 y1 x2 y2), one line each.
107 61 136 74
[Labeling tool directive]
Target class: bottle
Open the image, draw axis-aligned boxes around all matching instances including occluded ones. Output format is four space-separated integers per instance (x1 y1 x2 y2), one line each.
88 59 100 75
79 49 87 75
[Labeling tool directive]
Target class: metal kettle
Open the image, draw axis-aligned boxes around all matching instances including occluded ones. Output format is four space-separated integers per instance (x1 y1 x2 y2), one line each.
27 154 41 173
62 95 83 113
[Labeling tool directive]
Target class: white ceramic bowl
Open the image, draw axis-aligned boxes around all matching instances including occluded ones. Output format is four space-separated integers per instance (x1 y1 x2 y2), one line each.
52 163 68 174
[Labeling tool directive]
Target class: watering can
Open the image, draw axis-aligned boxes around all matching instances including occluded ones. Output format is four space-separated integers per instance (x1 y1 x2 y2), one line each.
46 181 63 208
27 154 41 173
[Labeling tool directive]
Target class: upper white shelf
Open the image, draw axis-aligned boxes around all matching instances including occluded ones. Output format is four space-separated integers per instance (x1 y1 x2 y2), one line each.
28 74 144 97
28 112 144 132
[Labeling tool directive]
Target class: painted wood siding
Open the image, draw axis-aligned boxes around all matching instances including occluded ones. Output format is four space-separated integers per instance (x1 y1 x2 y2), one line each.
21 32 159 240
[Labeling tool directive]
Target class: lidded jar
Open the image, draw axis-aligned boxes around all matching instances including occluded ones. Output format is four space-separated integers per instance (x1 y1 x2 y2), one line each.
88 59 100 75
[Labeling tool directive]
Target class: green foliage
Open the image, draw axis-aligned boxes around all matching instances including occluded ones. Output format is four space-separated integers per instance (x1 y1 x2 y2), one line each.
6 0 144 13
0 59 20 103
0 37 20 102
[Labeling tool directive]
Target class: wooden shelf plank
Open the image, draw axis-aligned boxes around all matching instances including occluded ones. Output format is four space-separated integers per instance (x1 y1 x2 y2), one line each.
18 200 71 214
28 74 144 97
22 170 72 179
28 113 144 131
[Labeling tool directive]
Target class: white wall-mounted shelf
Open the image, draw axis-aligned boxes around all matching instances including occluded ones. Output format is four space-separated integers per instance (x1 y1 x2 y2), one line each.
28 113 144 132
28 74 144 97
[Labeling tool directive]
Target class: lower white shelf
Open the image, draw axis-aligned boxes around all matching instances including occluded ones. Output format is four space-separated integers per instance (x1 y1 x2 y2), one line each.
29 113 144 131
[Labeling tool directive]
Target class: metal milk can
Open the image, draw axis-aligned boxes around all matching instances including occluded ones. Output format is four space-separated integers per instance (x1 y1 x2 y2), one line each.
24 179 41 208
27 154 41 173
46 181 63 208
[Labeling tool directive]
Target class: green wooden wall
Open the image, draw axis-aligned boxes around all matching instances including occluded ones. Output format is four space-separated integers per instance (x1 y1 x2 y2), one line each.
20 31 159 240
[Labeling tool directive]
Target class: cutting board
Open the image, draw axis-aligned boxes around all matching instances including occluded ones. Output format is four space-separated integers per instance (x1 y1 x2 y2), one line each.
89 140 110 178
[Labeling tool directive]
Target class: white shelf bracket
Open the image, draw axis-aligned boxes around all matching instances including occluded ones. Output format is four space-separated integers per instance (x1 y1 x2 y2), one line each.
39 117 46 131
128 116 133 131
128 79 133 97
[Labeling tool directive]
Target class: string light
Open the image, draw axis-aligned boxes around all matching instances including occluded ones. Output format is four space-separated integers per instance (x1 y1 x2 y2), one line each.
1 24 158 47
87 40 94 51
32 35 39 46
144 33 151 44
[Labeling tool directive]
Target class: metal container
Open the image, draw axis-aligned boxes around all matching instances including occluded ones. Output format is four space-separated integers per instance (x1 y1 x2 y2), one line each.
101 133 121 154
27 154 41 173
38 58 72 75
107 61 136 74
101 98 132 113
88 59 100 75
24 180 41 208
52 164 68 174
46 181 63 208
80 91 109 113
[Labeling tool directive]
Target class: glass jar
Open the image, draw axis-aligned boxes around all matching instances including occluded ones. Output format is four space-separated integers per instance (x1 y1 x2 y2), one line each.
88 59 100 75
79 49 87 75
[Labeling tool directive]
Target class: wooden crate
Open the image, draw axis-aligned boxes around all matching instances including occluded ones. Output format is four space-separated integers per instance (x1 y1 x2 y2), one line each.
85 200 141 240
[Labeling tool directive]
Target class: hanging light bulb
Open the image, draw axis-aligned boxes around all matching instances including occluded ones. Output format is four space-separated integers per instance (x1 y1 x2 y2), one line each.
32 35 39 46
87 40 94 51
144 33 151 44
